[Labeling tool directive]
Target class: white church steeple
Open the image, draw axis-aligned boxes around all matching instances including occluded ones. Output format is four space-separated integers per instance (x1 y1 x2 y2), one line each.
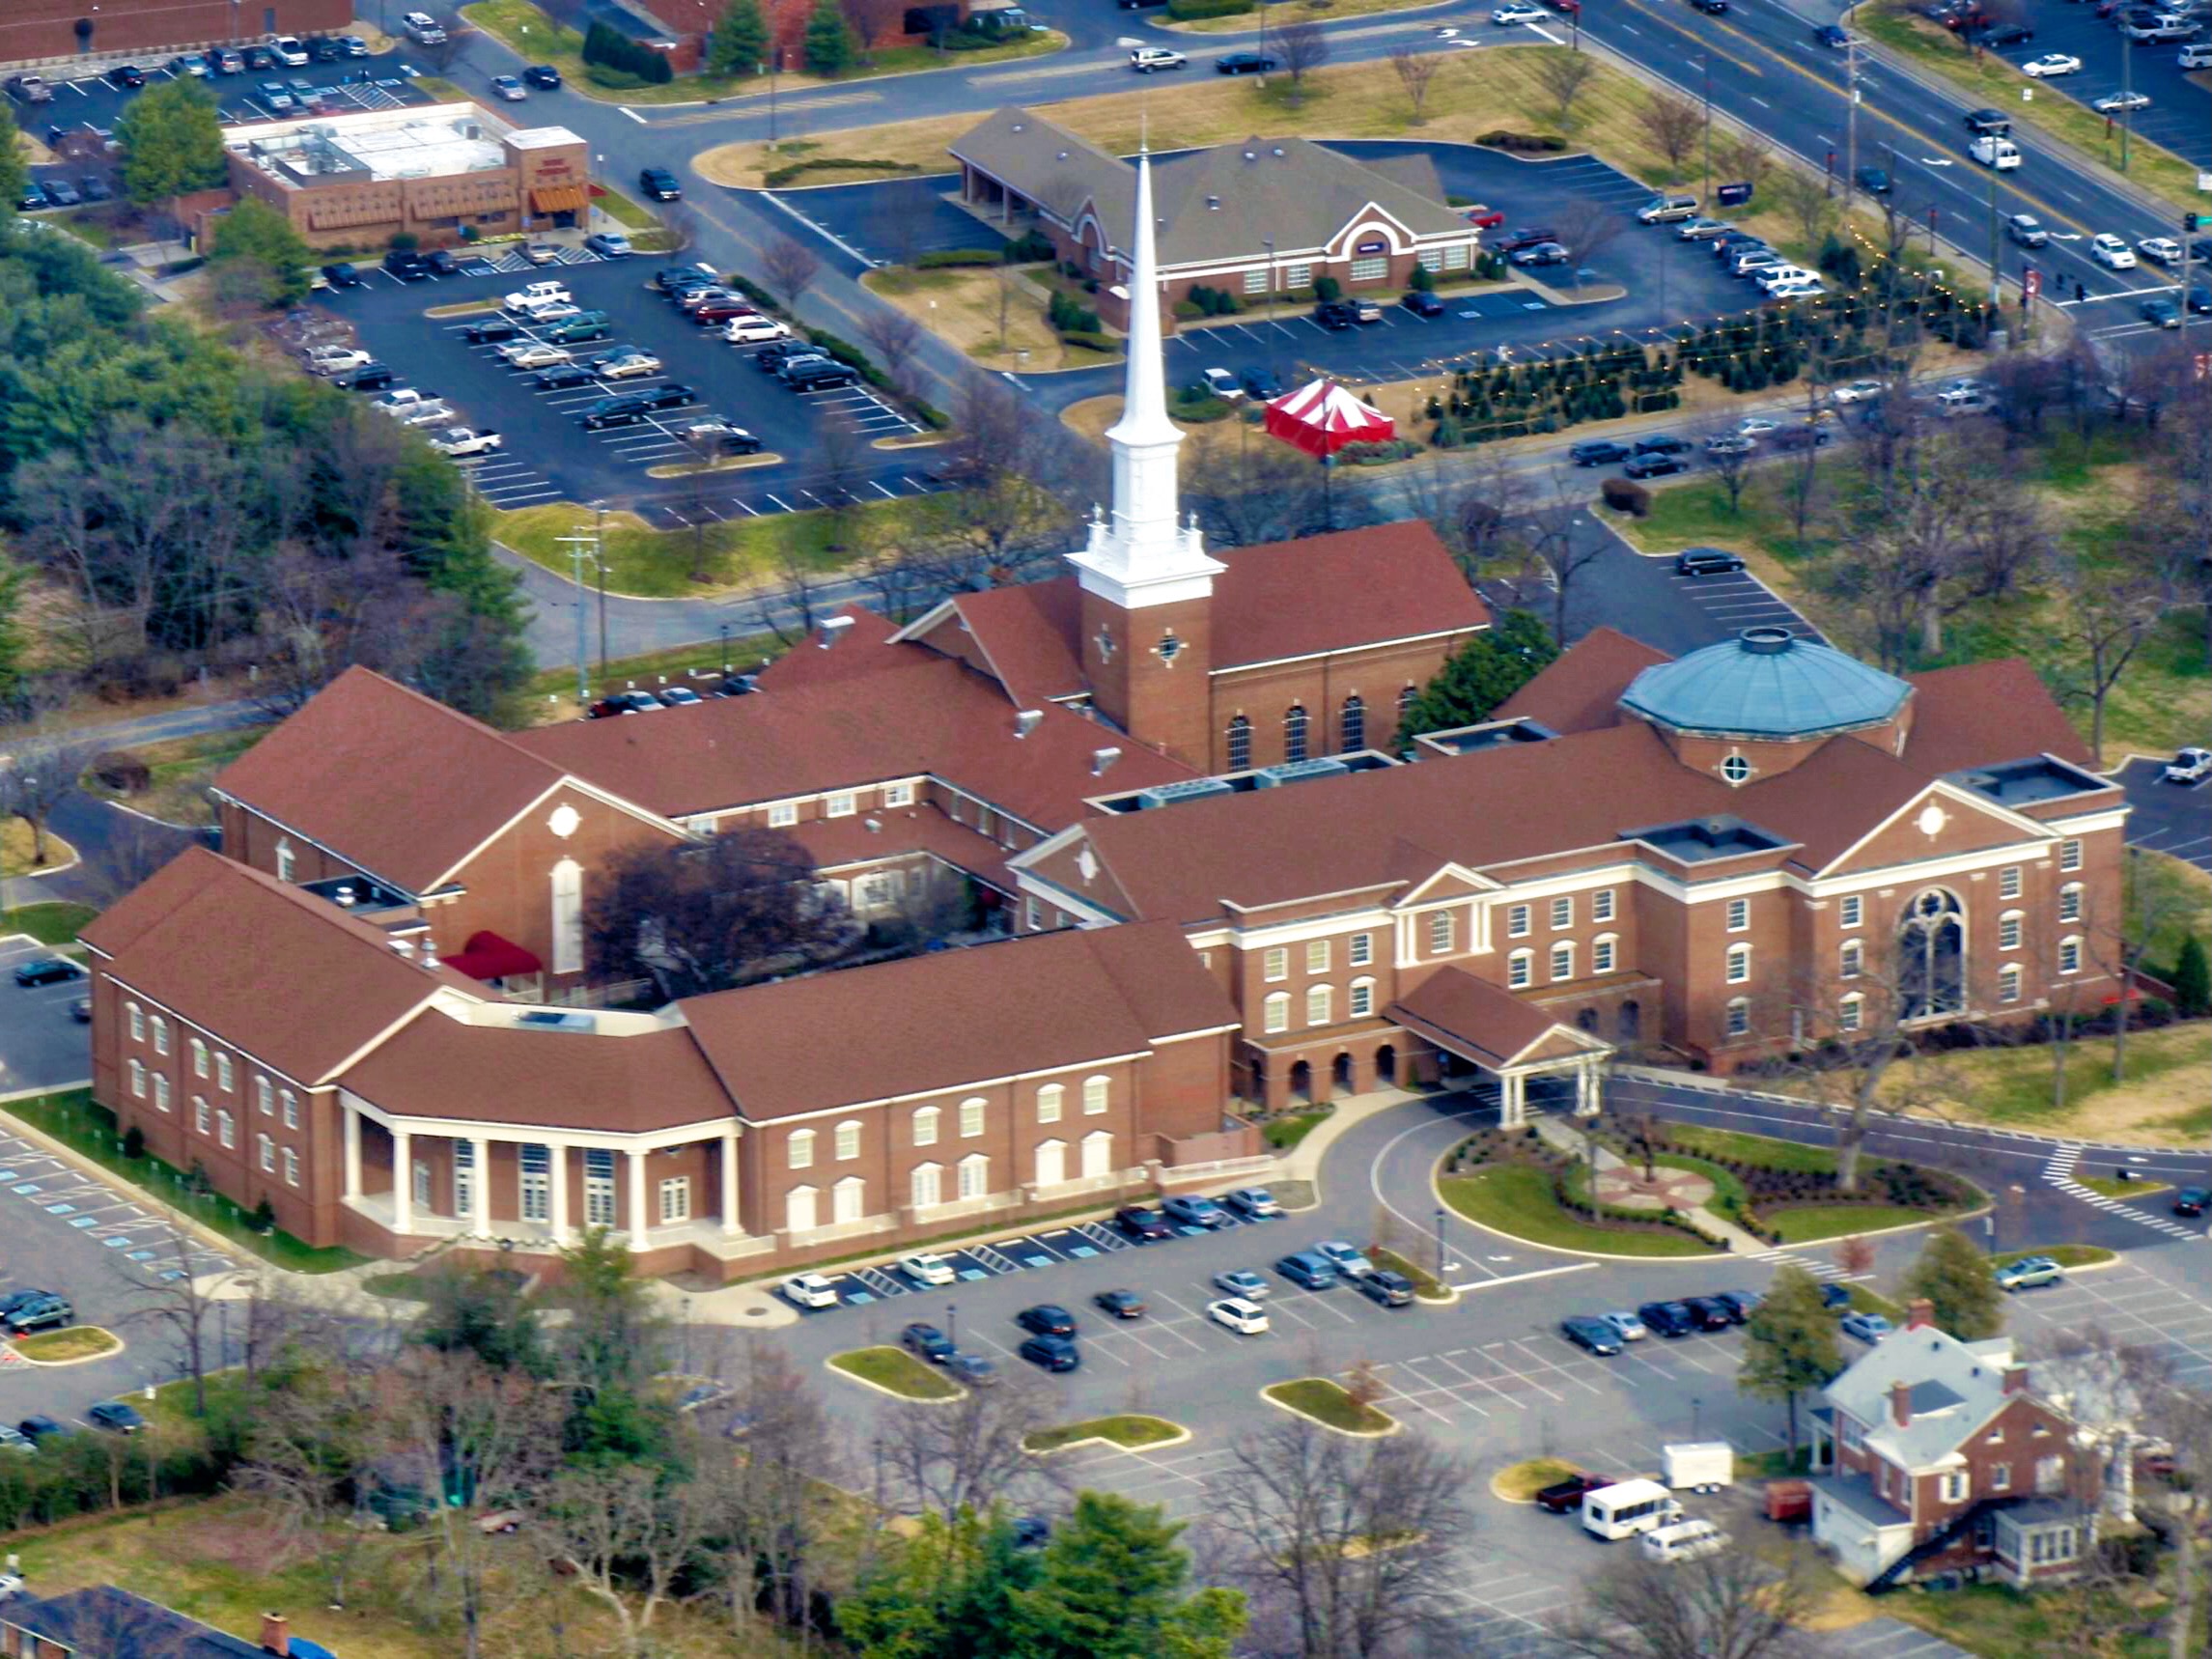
1067 147 1223 611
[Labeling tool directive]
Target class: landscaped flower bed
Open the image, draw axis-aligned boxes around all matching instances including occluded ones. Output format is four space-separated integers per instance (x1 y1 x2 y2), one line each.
1637 1124 1979 1245
1444 1128 1716 1248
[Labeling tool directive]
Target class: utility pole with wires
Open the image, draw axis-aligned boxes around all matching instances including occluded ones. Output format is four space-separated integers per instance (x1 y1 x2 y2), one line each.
554 525 598 706
1985 159 2002 311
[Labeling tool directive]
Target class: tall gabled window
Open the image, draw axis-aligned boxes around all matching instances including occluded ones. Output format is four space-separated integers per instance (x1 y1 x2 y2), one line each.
152 1017 169 1055
1429 912 1455 953
1283 705 1309 764
127 1002 144 1042
834 1120 861 1161
1550 942 1574 982
1550 896 1573 930
1724 998 1751 1037
787 1129 816 1170
1592 935 1617 975
1035 1084 1063 1124
1507 949 1533 991
1726 943 1751 983
1339 694 1365 753
1305 985 1331 1026
913 1105 940 1146
1081 1077 1109 1115
214 1052 233 1091
1263 992 1290 1034
2058 839 2083 872
1226 716 1251 772
1840 940 1863 979
960 1097 988 1137
2058 884 2083 923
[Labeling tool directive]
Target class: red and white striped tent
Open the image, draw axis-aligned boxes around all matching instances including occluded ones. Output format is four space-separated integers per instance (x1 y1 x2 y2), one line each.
1262 378 1396 457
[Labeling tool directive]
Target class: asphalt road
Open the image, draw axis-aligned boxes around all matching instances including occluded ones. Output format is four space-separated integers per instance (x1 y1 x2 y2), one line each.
2112 754 2212 874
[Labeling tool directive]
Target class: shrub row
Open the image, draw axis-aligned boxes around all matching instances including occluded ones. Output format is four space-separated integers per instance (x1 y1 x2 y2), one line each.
1048 289 1101 336
1005 228 1055 264
1059 328 1118 353
1602 478 1651 516
582 20 673 83
1552 1167 1717 1243
1336 437 1422 465
1167 0 1254 16
1475 130 1568 154
915 247 1006 268
1186 283 1245 317
760 155 918 187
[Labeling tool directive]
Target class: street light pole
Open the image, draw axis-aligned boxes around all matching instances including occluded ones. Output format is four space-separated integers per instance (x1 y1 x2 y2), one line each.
947 1301 958 1347
1433 1205 1446 1280
1844 32 1861 214
593 501 608 683
1700 55 1713 212
2118 35 2132 174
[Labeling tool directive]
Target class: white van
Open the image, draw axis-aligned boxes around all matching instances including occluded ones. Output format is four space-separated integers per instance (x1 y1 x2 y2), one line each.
1970 135 2022 170
2180 41 2212 66
1581 1478 1683 1540
1639 1518 1729 1563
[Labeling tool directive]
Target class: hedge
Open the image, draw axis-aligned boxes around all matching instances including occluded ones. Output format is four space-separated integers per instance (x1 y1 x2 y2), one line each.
915 247 1006 267
803 327 896 392
1475 130 1568 154
1337 438 1422 465
1059 328 1118 352
1006 228 1054 264
1167 0 1253 15
761 155 919 187
582 20 673 83
1601 478 1651 516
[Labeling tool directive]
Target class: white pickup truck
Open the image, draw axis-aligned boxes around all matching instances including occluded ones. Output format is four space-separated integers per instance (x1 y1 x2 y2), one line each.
503 280 573 314
428 427 502 457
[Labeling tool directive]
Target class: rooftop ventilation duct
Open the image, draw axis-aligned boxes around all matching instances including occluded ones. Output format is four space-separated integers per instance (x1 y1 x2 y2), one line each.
1091 746 1122 777
819 615 854 649
1015 710 1044 738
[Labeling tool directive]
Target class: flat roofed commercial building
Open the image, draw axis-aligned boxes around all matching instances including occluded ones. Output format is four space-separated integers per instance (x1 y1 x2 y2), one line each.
223 101 592 248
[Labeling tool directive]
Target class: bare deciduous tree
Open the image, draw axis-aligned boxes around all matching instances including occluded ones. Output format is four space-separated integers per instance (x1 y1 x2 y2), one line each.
1638 92 1705 175
1767 167 1838 254
543 1458 717 1657
697 1339 841 1632
1529 47 1598 127
871 1376 1064 1521
1276 19 1331 99
1714 135 1777 197
0 716 97 867
1553 1541 1820 1659
1386 44 1442 125
239 1361 385 1609
114 1227 242 1419
857 305 926 395
2025 1322 2173 1528
1523 467 1610 641
1552 200 1627 289
759 233 823 311
2047 535 2168 766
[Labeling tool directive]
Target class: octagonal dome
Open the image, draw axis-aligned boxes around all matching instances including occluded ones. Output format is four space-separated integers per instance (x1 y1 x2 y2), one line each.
1620 627 1910 740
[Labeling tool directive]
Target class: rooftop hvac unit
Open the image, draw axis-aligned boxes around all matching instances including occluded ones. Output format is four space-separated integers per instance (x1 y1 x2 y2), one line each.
1135 776 1235 810
516 1009 599 1033
1253 757 1350 789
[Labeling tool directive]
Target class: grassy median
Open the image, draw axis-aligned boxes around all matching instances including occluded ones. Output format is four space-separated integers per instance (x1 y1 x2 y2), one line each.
829 1346 963 1400
14 1326 121 1364
1265 1378 1396 1435
1024 1415 1184 1452
1994 1245 2118 1270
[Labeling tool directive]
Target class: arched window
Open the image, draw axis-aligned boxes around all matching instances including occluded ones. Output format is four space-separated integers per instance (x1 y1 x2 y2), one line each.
958 1153 990 1200
1551 942 1575 982
1081 1076 1109 1115
787 1129 816 1170
1036 1083 1063 1124
1305 985 1331 1026
833 1120 861 1161
1349 977 1375 1018
193 1098 209 1135
127 1058 145 1097
1263 991 1291 1034
152 1017 169 1055
1998 964 2023 1003
912 1106 940 1146
550 858 583 975
1899 888 1966 1018
1998 912 2023 952
127 1002 143 1042
1339 694 1365 753
1507 949 1533 990
1840 940 1863 980
216 1110 235 1149
959 1097 987 1137
1397 686 1417 729
281 1089 298 1129
1080 1130 1113 1179
1225 716 1251 772
214 1053 233 1090
910 1163 942 1210
1838 993 1865 1033
258 1134 275 1173
256 1077 273 1115
1725 943 1751 984
786 1185 818 1232
275 838 295 883
1283 705 1309 764
1724 998 1751 1037
2058 883 2083 923
2058 936 2082 975
153 1074 170 1111
832 1176 865 1224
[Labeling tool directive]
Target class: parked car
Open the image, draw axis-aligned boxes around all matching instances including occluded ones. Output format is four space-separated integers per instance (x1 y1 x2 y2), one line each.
1016 1304 1077 1336
426 428 502 458
256 81 297 114
724 315 791 344
1357 1271 1415 1307
898 1251 956 1286
1162 1195 1230 1229
462 316 523 344
1214 1269 1270 1300
1712 1289 1762 1322
1682 1296 1734 1331
1314 299 1359 330
1638 194 1700 224
499 342 572 370
1995 1254 2064 1291
1624 452 1687 479
783 358 859 390
1637 1300 1694 1337
1226 1187 1281 1218
1840 1311 1894 1343
682 417 763 455
320 262 364 289
1509 241 1570 267
1274 1252 1338 1290
1216 51 1277 72
37 179 81 209
1570 439 1632 466
107 64 148 89
340 362 396 391
948 1353 998 1386
532 364 596 389
1819 1283 1853 1311
1978 21 2034 42
16 1417 70 1446
1561 1316 1623 1355
14 959 83 988
1019 1334 1079 1371
1534 1472 1615 1513
1403 290 1445 317
1314 1241 1373 1278
2167 747 2212 783
6 75 56 104
900 1322 957 1363
581 395 653 430
1093 1288 1147 1318
1674 217 1734 240
524 64 564 88
779 1273 838 1308
87 1401 146 1435
585 231 633 258
657 687 703 706
1674 548 1745 576
1208 1297 1270 1335
1599 1310 1648 1341
1 1292 74 1333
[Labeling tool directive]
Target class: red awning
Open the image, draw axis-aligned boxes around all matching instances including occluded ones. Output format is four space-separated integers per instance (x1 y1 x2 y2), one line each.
441 931 542 980
1263 378 1396 458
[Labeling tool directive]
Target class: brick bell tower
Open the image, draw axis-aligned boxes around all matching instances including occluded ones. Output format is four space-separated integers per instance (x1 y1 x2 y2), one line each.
1068 149 1224 771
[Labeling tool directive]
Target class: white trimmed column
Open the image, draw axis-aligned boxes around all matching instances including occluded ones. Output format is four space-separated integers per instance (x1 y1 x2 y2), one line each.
1500 1073 1525 1127
720 1130 741 1236
391 1127 413 1233
1576 1062 1601 1116
343 1107 362 1200
470 1136 491 1234
547 1142 569 1242
629 1149 650 1249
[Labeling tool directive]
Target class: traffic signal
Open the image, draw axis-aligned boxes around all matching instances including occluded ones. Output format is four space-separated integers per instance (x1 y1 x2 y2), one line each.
2189 213 2203 232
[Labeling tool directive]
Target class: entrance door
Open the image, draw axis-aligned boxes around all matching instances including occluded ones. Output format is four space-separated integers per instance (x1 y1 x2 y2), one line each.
1034 1139 1066 1188
1080 1131 1112 1179
583 1148 616 1227
786 1184 817 1232
833 1177 865 1224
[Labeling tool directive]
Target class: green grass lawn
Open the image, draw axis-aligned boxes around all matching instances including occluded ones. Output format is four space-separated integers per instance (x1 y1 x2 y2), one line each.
1262 1111 1330 1151
1847 1282 1906 1321
14 1325 121 1363
1867 1025 2211 1140
0 901 98 945
522 632 784 716
1994 1245 2117 1270
1023 1414 1183 1452
828 1346 962 1400
1493 1456 1583 1501
1886 1578 2177 1659
1651 1123 1839 1173
1439 1165 1718 1257
0 1090 363 1274
1265 1378 1394 1434
1765 1203 1945 1244
2077 1176 2168 1199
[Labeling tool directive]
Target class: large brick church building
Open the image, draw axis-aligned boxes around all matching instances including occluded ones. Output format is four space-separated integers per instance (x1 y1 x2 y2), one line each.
79 156 2125 1278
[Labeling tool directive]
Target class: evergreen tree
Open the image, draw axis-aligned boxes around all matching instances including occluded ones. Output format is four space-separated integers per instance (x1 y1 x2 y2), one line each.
707 0 770 75
1902 1225 2003 1340
0 557 27 714
1016 1492 1244 1659
845 1510 1041 1659
2171 934 2208 1019
116 78 227 219
0 103 29 220
1394 608 1559 746
803 0 857 74
1736 1264 1842 1463
209 197 315 308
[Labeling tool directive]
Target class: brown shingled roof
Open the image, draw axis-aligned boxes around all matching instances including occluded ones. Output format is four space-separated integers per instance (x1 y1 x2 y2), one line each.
211 667 568 895
947 584 1087 704
1389 967 1585 1068
1213 524 1490 668
783 804 1021 894
82 847 471 1084
750 605 906 693
1902 660 2092 773
1496 627 1670 735
680 922 1236 1121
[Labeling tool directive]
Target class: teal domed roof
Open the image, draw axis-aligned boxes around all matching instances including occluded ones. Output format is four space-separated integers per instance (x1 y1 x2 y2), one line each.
1621 628 1910 740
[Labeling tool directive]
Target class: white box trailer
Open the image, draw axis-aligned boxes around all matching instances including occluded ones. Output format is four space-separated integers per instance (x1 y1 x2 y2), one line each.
1662 1441 1734 1493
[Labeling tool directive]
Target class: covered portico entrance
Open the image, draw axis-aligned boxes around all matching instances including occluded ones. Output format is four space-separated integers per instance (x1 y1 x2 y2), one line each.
1387 968 1611 1125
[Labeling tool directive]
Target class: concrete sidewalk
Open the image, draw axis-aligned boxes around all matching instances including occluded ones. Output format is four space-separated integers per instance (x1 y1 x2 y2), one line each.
1533 1114 1766 1252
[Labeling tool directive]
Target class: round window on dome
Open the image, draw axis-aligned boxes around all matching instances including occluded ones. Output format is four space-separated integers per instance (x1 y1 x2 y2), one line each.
1720 753 1751 784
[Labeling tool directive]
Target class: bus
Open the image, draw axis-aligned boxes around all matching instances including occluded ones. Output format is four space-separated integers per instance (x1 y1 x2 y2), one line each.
1581 1478 1682 1540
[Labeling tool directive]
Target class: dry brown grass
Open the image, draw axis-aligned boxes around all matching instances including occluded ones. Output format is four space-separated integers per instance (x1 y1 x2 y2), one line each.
862 265 1118 372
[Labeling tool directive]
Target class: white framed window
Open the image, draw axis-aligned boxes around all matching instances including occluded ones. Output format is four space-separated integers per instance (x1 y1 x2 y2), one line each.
2058 884 2082 923
883 781 914 807
1551 942 1574 982
1840 940 1862 979
1999 913 2023 952
1991 1462 2010 1491
833 1120 860 1161
1550 896 1573 930
1350 932 1373 968
154 1074 170 1112
2058 937 2082 975
826 792 857 818
1284 705 1309 763
1430 912 1455 953
1840 894 1863 930
1416 247 1442 271
1348 255 1387 283
1305 940 1330 974
1285 262 1311 288
214 1053 232 1091
1507 949 1533 991
1999 964 2023 1003
1839 993 1864 1033
1242 267 1267 294
1999 865 2022 900
153 1017 169 1055
658 1176 692 1223
1024 896 1042 932
958 1153 989 1200
127 1002 144 1042
190 1038 209 1078
768 801 798 828
961 1096 987 1137
1263 946 1288 982
128 1058 145 1098
1442 242 1470 269
1726 943 1751 983
910 1163 942 1209
281 1090 298 1130
193 1098 210 1136
1035 1084 1062 1124
1939 1471 1969 1504
2059 838 2082 872
1081 1076 1108 1116
274 838 295 882
1350 978 1375 1018
1724 998 1751 1038
282 1147 299 1187
258 1134 275 1174
550 858 582 976
913 1105 939 1146
216 1110 235 1150
1506 904 1530 939
256 1077 272 1115
1726 897 1750 932
1721 753 1751 785
1592 888 1615 923
1306 985 1331 1026
787 1129 815 1170
1263 992 1290 1034
1593 935 1616 975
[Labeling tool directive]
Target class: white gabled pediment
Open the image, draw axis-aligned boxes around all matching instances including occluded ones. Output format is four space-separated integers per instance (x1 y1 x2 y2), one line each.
1818 779 2056 880
1397 862 1503 906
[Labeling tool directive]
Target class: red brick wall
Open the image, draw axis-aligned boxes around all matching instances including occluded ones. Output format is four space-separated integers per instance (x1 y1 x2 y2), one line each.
1080 588 1214 771
1209 632 1477 773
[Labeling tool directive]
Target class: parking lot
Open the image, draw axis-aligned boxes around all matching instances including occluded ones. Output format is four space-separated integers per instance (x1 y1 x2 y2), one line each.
2113 754 2210 872
1972 12 2210 172
0 941 94 1096
1642 555 1828 645
317 254 938 518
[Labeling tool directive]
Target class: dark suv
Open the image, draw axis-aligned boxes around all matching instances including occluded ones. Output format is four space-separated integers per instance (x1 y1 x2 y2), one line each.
14 958 82 987
1637 1300 1694 1337
1314 299 1359 330
581 395 653 430
1623 451 1688 479
899 1322 956 1363
782 358 858 391
1674 548 1745 577
1113 1205 1172 1241
639 166 682 201
381 249 428 282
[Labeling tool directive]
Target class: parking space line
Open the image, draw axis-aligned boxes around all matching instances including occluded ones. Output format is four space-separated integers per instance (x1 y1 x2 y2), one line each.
1427 1349 1525 1413
1371 1360 1465 1424
1485 1340 1571 1403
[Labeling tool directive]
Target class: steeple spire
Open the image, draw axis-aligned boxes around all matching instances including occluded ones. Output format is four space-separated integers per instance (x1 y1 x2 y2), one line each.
1068 148 1223 611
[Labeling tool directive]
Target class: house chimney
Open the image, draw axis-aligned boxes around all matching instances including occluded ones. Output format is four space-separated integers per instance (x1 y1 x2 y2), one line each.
1091 746 1122 777
260 1613 291 1656
391 939 414 961
2003 1364 2030 1395
1906 1298 1936 1332
1890 1379 1912 1428
1014 710 1044 739
819 615 854 650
